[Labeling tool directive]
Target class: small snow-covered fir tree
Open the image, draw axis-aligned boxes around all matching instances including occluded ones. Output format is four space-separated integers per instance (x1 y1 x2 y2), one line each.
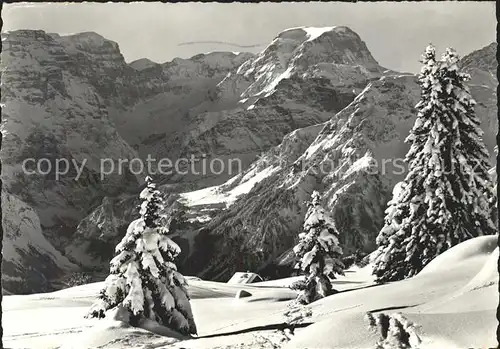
86 177 197 335
372 46 496 282
290 191 344 304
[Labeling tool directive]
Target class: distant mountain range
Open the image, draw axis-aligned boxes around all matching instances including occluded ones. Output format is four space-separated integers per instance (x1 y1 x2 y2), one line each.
1 27 496 293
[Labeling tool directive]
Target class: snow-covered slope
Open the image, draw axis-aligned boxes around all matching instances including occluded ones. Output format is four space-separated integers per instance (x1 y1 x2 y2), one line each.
3 236 496 349
179 165 281 209
286 235 497 349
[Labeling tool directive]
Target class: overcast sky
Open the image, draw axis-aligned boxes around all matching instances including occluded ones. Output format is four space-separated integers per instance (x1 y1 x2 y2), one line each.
3 2 496 73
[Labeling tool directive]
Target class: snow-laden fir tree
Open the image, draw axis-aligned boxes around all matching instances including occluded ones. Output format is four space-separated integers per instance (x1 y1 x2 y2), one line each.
290 191 344 304
86 177 197 335
372 46 496 282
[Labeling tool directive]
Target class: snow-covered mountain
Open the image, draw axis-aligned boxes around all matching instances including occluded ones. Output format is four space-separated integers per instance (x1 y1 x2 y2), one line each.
460 42 497 88
61 26 391 272
183 74 421 280
120 26 387 190
2 27 496 292
177 41 497 281
68 34 497 281
217 26 385 102
65 32 497 283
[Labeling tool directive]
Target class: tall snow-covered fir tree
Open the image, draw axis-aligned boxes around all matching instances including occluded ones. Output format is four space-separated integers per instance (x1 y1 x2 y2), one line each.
372 46 497 283
291 191 344 304
86 177 197 335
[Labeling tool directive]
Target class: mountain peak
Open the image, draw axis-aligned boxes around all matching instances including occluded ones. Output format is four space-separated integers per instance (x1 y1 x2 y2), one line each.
278 26 359 43
218 25 382 101
2 29 55 43
54 31 121 54
129 58 159 71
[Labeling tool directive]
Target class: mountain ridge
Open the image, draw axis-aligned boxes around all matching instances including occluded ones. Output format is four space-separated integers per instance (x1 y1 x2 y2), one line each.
64 32 498 283
0 29 251 292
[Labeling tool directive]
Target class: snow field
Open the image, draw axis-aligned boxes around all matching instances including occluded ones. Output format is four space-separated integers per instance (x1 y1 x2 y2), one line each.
4 235 497 349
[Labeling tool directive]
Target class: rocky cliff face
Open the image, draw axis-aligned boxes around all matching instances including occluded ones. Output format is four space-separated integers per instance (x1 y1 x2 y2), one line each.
110 51 255 156
218 26 384 101
1 30 141 294
0 30 251 293
2 190 78 293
